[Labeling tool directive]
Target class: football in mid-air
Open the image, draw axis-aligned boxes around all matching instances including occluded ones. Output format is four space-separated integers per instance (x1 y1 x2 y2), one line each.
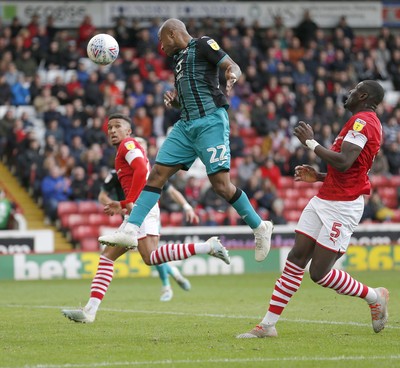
87 33 119 65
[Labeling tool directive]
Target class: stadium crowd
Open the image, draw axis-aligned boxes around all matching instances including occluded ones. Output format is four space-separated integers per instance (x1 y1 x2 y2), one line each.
0 12 400 226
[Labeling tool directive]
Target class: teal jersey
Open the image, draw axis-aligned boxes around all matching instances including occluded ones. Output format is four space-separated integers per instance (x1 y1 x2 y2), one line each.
174 37 229 121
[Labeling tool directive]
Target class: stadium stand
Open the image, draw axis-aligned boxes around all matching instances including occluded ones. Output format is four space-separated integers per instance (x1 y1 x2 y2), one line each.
0 14 400 250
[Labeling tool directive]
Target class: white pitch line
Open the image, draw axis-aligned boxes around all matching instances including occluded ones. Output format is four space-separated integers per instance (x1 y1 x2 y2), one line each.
1 304 399 330
3 355 400 368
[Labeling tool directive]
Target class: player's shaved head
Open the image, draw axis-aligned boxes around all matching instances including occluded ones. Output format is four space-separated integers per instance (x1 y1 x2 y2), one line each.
158 18 192 56
359 80 385 107
158 18 187 36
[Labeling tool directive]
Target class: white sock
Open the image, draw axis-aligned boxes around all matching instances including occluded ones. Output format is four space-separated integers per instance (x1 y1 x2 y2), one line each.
85 297 101 314
261 311 279 326
194 242 211 254
364 287 378 304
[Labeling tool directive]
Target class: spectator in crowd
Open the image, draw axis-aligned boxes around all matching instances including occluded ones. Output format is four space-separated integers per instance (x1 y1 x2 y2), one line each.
362 190 394 223
0 189 14 230
2 14 400 228
229 121 245 158
237 151 257 188
70 166 90 200
84 71 104 107
78 15 96 49
269 198 287 225
0 73 12 105
41 165 72 223
14 49 38 78
295 10 318 47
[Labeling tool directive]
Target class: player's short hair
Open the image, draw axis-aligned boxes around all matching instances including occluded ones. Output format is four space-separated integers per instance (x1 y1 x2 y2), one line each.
362 80 385 106
108 113 131 126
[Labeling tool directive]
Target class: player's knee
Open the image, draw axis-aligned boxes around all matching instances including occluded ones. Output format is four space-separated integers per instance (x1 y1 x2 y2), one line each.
141 255 152 266
212 182 230 199
309 267 328 284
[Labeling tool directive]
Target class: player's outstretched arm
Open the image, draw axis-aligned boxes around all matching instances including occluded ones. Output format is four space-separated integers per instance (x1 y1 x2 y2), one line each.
294 121 362 172
166 185 199 224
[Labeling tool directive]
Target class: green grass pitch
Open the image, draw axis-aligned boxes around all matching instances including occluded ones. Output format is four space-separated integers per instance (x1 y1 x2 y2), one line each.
0 271 399 368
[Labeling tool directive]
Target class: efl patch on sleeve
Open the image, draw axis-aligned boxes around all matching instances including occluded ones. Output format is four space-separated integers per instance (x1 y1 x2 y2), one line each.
353 118 366 132
124 141 136 150
207 39 220 51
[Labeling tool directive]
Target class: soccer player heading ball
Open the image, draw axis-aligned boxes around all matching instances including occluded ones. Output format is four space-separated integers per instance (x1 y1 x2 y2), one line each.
99 18 274 262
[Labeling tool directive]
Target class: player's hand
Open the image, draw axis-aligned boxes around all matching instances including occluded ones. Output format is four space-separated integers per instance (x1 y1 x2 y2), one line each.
184 207 200 224
294 165 318 183
104 201 123 216
294 121 314 145
164 90 177 108
225 65 237 96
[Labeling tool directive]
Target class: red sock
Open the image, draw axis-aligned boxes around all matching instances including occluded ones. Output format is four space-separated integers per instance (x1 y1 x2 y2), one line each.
268 260 305 315
90 255 114 300
317 269 368 298
150 243 195 265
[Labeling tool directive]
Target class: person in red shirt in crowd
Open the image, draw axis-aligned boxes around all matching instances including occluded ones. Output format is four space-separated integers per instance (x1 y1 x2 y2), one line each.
26 14 40 39
259 157 282 190
238 80 389 338
78 15 96 48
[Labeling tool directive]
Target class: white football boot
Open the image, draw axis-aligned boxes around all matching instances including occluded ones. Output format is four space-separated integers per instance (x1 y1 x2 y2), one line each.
62 307 96 323
207 237 230 265
369 287 389 333
254 221 274 262
236 323 278 338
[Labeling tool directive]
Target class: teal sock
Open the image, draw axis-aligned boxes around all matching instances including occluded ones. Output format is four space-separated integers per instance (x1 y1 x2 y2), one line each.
230 189 262 229
155 264 171 287
128 186 161 226
163 263 174 276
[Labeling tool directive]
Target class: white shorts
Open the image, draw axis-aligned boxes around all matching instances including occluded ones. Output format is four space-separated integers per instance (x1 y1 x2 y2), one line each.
296 195 364 253
137 203 160 240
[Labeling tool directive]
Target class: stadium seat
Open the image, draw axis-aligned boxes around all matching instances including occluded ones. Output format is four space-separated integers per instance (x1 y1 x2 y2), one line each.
297 197 309 210
63 213 88 228
108 215 124 227
57 201 79 217
239 127 257 138
70 225 100 243
280 176 294 189
213 211 227 225
87 213 112 226
77 201 102 214
169 211 184 226
283 198 298 211
80 238 100 252
370 175 390 187
160 211 170 226
285 210 302 223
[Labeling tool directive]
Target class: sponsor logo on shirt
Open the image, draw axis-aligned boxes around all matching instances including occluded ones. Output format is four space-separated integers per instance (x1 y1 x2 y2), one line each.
125 141 135 150
207 39 220 51
353 118 366 132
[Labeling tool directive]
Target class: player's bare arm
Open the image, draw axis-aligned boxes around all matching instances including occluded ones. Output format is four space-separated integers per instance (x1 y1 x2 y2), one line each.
166 185 199 224
294 121 362 172
294 165 326 182
219 57 241 96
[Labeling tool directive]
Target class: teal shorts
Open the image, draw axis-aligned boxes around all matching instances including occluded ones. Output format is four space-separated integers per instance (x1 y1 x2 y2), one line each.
155 107 231 175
